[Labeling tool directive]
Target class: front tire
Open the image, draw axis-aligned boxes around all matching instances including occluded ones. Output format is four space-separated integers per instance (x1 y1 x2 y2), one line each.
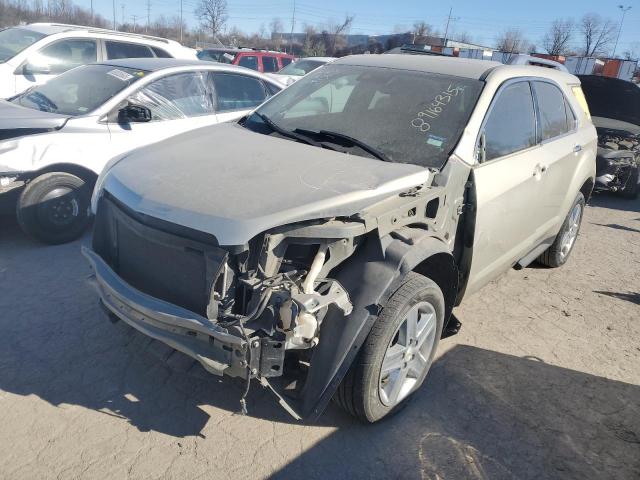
537 192 585 268
334 272 445 423
16 172 91 245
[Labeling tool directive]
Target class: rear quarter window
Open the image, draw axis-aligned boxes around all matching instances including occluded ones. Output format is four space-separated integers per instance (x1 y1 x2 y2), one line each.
571 86 591 119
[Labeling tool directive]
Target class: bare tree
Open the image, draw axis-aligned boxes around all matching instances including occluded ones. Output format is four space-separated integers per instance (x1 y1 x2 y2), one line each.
269 17 284 49
623 42 640 60
324 15 355 55
542 19 573 56
578 13 616 56
453 31 473 43
496 29 527 54
195 0 228 41
412 21 432 44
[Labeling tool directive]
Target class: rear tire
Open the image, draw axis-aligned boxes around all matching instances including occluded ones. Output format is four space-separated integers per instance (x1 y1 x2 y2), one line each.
537 192 585 268
16 172 91 245
334 272 444 423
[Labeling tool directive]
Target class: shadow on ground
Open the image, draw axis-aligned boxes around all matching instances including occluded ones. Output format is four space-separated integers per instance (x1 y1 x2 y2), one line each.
589 192 640 213
2 216 640 479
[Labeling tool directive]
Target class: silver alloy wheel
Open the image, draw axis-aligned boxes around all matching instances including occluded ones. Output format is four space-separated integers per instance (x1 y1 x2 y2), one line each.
559 203 582 259
378 301 437 407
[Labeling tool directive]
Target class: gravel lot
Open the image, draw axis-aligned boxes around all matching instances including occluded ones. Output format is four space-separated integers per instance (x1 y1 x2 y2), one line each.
0 193 638 480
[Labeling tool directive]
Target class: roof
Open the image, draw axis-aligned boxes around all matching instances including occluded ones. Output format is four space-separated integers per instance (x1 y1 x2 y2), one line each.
297 57 335 62
334 54 580 84
101 58 209 71
98 58 282 83
23 23 180 46
201 47 294 55
334 54 501 79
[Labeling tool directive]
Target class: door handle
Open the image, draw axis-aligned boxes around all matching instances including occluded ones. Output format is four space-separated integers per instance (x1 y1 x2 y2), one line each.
573 144 582 153
533 164 547 177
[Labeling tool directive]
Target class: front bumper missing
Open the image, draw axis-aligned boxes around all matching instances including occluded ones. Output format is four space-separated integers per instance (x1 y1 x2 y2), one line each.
82 245 250 378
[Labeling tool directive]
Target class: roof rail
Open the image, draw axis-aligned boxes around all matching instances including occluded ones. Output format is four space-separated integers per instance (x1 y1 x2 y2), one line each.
29 23 174 44
507 54 568 72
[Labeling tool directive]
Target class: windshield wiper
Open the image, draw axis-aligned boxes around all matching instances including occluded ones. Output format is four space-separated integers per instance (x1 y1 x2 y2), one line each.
252 112 320 147
293 128 392 162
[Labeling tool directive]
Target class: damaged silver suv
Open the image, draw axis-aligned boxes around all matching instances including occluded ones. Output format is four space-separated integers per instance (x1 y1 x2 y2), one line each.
83 55 596 422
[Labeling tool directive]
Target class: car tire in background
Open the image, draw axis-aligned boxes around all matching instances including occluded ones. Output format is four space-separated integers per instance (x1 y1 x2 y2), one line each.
16 172 92 245
537 192 586 268
620 166 640 199
334 272 444 423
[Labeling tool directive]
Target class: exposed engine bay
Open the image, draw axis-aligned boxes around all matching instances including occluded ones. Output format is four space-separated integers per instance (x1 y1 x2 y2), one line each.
595 128 640 195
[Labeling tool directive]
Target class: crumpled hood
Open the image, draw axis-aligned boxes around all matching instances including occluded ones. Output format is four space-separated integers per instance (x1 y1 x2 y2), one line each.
102 123 430 246
578 75 640 130
0 100 70 141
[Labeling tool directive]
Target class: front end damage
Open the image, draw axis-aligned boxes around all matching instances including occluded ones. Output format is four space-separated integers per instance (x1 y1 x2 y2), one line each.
594 131 640 194
83 160 464 420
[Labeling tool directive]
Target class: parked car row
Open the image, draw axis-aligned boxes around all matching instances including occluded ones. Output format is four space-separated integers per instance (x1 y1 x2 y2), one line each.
1 24 635 424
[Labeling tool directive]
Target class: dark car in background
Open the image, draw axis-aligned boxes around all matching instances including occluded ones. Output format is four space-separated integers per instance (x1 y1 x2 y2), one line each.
197 47 296 73
578 75 640 198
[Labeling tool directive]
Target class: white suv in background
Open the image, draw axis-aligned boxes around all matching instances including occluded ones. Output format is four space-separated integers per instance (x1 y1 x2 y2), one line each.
0 23 197 98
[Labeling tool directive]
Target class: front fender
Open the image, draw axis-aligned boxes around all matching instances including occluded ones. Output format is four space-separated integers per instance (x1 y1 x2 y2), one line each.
294 229 453 420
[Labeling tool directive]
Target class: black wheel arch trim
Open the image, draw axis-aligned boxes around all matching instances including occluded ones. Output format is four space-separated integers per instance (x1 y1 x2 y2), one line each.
278 229 456 421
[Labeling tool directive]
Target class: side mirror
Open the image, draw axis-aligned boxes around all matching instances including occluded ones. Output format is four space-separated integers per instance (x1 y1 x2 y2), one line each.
21 62 51 76
118 104 152 124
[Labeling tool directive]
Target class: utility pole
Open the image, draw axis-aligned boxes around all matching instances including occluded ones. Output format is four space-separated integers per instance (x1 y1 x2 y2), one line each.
121 4 125 29
112 0 116 30
180 0 183 43
289 0 296 54
443 7 452 47
612 5 632 58
90 0 93 23
132 15 139 32
146 0 151 33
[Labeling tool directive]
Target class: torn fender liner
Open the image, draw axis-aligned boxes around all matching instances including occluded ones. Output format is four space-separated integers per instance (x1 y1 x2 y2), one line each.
265 231 454 421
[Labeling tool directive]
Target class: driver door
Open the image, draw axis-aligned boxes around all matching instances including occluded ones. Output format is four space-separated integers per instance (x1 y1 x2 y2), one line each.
105 71 219 159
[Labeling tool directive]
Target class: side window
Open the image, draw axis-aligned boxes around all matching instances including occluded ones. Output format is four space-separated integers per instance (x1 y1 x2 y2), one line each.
533 81 571 141
483 81 536 161
126 72 214 121
264 81 282 96
237 55 258 70
281 57 293 67
30 39 97 74
262 56 278 73
106 41 154 60
212 73 267 111
151 47 172 58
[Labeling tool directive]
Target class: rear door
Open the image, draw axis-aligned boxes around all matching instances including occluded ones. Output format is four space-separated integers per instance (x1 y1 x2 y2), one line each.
530 80 582 234
466 80 547 295
104 40 155 60
106 70 218 157
211 72 271 123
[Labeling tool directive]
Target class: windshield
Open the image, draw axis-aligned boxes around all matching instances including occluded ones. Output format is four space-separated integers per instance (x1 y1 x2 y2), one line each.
278 59 326 76
0 27 47 63
197 50 235 63
245 64 483 168
10 64 146 116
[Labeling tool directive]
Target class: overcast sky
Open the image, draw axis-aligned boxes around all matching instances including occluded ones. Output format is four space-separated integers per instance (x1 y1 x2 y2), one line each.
87 0 638 53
